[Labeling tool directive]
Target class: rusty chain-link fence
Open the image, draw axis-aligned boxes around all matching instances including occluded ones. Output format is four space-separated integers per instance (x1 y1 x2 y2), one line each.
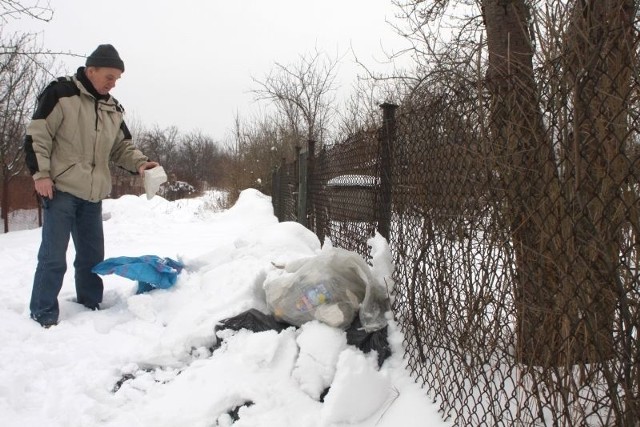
271 17 639 427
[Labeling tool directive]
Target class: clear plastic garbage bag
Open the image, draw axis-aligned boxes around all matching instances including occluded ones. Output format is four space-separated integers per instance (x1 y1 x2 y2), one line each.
264 247 390 331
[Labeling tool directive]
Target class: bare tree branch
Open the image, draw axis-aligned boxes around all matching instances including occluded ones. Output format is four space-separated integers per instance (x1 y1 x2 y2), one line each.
252 48 340 149
0 0 52 23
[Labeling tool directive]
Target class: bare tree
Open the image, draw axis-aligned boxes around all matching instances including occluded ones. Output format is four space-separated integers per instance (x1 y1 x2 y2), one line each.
135 124 180 174
252 48 339 150
383 1 640 424
0 2 67 79
0 0 52 23
335 75 394 137
0 33 51 232
175 130 221 189
393 0 639 365
224 112 288 197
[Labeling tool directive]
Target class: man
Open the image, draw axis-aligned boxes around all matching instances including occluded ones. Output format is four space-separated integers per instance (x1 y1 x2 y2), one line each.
24 44 160 327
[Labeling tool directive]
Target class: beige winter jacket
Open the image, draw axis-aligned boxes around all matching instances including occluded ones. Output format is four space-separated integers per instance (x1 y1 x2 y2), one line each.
24 68 148 202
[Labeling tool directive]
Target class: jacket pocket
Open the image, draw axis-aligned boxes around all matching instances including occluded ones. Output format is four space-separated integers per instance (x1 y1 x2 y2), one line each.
53 163 76 180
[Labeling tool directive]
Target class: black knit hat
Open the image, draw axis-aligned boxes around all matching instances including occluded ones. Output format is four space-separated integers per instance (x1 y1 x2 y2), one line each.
86 44 125 71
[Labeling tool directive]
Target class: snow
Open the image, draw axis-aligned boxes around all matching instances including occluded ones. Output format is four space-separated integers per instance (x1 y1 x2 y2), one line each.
326 175 378 187
0 188 450 427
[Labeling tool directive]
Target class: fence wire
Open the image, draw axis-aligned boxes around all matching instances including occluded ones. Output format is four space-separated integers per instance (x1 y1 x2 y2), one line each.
311 131 381 256
272 22 640 427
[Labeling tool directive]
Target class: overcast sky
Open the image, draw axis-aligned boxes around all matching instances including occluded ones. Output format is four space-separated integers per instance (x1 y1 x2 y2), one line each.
11 0 408 143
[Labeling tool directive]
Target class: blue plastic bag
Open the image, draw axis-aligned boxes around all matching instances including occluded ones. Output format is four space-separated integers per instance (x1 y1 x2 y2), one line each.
92 255 184 294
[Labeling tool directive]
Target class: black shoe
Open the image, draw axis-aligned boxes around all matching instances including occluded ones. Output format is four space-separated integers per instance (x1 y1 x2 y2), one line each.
74 298 100 311
31 314 58 328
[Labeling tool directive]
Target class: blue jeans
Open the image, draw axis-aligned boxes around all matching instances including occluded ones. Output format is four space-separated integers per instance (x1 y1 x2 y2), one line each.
30 191 104 324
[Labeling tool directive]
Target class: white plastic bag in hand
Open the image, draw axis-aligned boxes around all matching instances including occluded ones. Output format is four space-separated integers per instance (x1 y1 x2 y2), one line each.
144 166 167 200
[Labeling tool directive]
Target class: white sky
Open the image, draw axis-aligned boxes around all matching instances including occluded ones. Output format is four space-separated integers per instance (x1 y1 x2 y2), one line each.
10 0 408 142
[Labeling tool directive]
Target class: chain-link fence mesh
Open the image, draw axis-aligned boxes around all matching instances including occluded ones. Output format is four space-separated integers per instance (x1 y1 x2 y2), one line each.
310 131 381 255
272 157 299 223
271 13 639 426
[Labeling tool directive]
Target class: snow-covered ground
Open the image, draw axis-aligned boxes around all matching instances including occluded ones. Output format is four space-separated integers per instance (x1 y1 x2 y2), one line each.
0 189 449 427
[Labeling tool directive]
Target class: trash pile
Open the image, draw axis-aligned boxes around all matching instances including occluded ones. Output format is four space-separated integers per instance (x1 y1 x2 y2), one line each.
95 240 395 410
263 246 390 332
215 244 393 370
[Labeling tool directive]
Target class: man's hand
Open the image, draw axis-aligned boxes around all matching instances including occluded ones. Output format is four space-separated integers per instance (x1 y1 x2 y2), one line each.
138 161 160 176
34 177 55 199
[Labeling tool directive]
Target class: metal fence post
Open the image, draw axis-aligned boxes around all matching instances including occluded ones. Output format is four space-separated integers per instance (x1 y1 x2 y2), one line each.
315 146 327 244
307 139 316 230
295 146 307 226
271 166 280 222
281 156 288 221
378 103 398 240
